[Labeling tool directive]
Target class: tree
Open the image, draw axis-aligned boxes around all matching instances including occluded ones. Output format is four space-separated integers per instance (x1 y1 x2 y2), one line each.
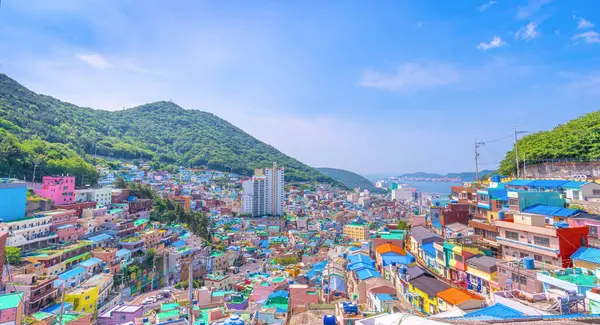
397 220 409 230
5 246 21 265
143 248 156 268
114 176 127 189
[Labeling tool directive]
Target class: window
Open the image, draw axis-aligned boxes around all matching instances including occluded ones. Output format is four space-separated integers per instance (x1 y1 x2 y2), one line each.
534 255 543 262
512 274 527 285
534 236 550 247
520 252 529 258
495 201 503 209
453 253 463 263
85 295 90 300
593 189 600 195
508 198 519 206
590 226 598 238
505 231 519 240
437 251 444 260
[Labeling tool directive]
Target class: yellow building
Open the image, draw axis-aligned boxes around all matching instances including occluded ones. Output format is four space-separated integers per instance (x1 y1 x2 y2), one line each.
65 286 99 319
407 276 450 315
343 223 369 241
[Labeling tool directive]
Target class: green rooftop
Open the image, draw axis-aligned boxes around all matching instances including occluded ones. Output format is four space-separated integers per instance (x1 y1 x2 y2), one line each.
0 292 23 310
161 303 180 311
156 309 180 320
32 311 54 321
210 251 225 257
134 218 150 227
211 290 236 297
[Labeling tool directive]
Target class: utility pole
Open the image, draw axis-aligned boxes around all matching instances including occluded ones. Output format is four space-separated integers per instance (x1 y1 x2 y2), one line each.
151 254 157 291
474 141 485 181
58 281 67 325
514 129 528 178
188 258 193 323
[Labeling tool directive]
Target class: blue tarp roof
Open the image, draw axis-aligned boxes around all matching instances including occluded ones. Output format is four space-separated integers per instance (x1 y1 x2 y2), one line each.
381 253 415 266
505 179 533 186
77 257 102 268
571 247 600 264
463 303 523 319
356 268 381 281
528 180 569 188
88 233 113 243
421 242 437 257
523 204 579 217
431 221 442 229
488 187 508 201
171 240 186 247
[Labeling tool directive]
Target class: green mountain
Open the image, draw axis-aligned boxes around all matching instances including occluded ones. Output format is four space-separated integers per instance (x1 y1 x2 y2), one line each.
0 73 335 184
499 111 600 176
316 167 383 193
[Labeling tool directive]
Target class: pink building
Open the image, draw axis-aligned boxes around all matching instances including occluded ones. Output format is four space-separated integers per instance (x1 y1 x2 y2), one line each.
44 209 78 231
55 224 84 243
97 305 143 325
289 284 319 309
35 176 76 205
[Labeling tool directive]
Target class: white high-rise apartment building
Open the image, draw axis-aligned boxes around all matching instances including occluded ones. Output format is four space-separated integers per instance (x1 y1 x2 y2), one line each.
241 162 284 217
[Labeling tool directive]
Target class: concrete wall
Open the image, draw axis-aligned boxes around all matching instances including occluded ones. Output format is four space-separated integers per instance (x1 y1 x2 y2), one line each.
524 161 600 179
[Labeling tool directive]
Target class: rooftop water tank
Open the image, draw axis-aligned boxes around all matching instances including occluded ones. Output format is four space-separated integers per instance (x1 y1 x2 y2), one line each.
498 211 505 220
323 315 336 325
224 314 244 325
523 257 535 270
492 175 501 182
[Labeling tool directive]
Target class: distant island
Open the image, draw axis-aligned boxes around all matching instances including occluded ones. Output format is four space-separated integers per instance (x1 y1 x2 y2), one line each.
392 170 495 183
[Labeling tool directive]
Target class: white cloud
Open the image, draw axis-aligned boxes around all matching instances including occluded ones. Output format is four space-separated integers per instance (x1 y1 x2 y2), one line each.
573 31 600 44
516 0 551 19
358 62 461 92
478 1 498 12
575 16 594 29
477 36 505 50
515 22 540 41
77 53 112 69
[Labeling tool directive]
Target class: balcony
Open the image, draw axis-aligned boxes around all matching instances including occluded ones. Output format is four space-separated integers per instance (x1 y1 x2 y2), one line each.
496 236 559 257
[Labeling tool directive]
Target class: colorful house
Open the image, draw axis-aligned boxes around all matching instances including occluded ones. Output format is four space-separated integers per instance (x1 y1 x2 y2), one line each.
35 176 76 205
0 292 24 325
436 287 484 312
407 275 450 315
64 285 99 319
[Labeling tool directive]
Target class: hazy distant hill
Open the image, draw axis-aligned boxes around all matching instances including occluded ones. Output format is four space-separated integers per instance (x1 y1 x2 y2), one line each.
317 167 385 193
399 170 495 182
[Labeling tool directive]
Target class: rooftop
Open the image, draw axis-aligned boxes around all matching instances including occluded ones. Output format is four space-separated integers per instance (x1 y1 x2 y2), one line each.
0 292 23 310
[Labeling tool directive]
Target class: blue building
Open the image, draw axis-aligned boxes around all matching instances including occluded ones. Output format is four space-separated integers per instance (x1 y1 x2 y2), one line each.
0 179 27 222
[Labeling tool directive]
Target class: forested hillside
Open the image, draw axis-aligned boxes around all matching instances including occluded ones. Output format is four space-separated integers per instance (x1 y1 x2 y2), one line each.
0 73 335 183
499 111 600 175
317 167 382 193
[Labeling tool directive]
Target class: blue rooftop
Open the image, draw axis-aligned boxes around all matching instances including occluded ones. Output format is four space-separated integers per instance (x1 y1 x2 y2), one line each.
88 233 113 243
348 262 376 271
376 293 395 301
571 247 600 265
116 248 132 258
505 179 533 187
528 180 569 188
347 253 372 265
523 204 580 217
329 274 347 293
356 268 381 281
421 242 436 257
463 303 523 319
561 181 588 189
431 221 442 229
171 240 186 248
57 267 85 281
77 257 102 268
381 252 415 266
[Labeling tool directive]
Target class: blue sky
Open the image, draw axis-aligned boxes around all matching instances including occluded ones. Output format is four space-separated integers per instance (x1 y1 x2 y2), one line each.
1 0 599 175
